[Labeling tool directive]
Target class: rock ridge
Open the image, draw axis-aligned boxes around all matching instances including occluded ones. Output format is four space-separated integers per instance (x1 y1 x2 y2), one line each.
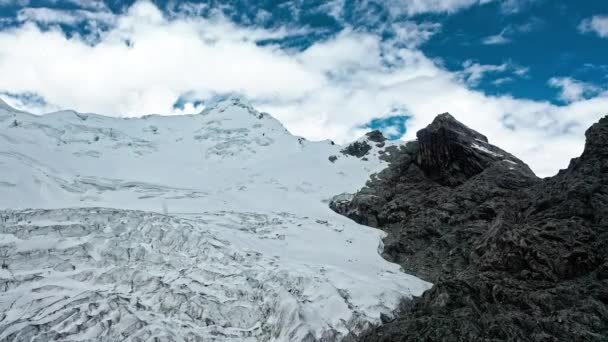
331 113 608 341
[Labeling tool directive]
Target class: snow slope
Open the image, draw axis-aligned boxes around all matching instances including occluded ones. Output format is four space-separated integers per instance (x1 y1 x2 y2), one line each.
0 97 431 341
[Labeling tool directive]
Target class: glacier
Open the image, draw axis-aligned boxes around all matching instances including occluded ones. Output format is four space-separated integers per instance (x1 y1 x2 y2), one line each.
0 97 431 341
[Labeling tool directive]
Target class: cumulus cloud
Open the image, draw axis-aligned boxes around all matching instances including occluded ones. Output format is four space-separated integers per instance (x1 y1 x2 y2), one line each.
0 0 607 178
548 77 603 103
391 21 442 48
16 7 116 26
579 15 608 38
0 2 319 115
15 7 117 42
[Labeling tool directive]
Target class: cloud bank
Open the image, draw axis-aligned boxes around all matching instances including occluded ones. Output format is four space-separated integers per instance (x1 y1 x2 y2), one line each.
0 1 607 177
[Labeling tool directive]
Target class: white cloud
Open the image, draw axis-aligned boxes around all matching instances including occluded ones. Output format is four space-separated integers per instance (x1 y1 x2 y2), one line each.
321 0 494 22
458 60 527 85
579 15 608 38
481 21 542 45
384 0 494 16
64 0 109 11
391 21 442 48
0 0 607 178
170 101 206 115
16 7 116 26
492 77 513 85
459 62 507 84
0 2 321 115
17 8 81 25
548 77 603 103
481 29 510 45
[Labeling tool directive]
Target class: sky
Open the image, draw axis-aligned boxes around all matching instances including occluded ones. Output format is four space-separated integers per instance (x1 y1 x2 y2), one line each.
0 0 607 176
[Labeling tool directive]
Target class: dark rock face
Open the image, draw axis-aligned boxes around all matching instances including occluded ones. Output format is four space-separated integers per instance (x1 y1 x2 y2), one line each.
416 113 533 186
331 114 608 341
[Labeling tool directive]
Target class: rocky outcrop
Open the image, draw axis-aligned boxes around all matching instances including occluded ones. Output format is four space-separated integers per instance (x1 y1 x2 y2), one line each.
331 114 608 341
341 130 387 158
365 130 387 144
341 141 372 158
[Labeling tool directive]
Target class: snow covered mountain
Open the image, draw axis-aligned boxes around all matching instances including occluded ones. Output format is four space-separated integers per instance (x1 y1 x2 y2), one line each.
0 97 431 341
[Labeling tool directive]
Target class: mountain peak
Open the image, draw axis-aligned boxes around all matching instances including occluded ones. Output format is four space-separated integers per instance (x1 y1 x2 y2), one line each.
201 94 254 113
416 113 533 186
198 94 271 123
422 112 488 143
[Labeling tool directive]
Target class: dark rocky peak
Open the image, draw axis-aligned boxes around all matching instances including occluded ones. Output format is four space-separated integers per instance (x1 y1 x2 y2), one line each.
416 113 534 186
421 113 488 142
365 130 387 143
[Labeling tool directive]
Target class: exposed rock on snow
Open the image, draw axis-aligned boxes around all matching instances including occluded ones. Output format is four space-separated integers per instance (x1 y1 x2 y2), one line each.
341 131 389 159
363 131 386 145
341 142 372 159
331 113 608 341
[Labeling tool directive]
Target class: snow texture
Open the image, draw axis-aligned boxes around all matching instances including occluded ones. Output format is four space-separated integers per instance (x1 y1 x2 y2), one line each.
0 97 431 341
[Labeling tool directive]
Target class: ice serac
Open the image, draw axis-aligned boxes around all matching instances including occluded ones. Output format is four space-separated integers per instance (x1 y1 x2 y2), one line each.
0 97 431 341
331 113 608 341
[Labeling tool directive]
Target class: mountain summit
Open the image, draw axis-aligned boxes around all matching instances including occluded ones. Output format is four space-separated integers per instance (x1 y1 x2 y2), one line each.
416 113 535 186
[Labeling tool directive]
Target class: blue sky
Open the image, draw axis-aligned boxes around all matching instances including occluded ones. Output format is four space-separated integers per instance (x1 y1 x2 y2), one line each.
0 0 607 176
421 1 608 103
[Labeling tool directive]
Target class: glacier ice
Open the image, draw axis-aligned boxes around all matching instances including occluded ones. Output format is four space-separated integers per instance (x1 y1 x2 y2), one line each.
0 97 431 341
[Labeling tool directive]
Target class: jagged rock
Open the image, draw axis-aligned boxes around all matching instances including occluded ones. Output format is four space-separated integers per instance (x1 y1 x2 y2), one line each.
331 113 608 341
366 130 387 144
342 141 372 158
